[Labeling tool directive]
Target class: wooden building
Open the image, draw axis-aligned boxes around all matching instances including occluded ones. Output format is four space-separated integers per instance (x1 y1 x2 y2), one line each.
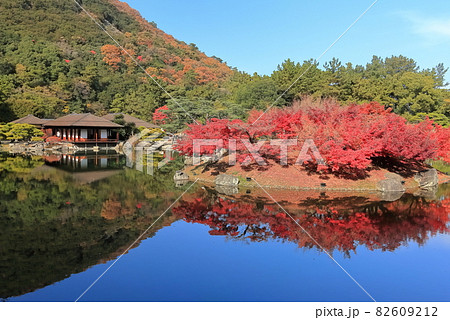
43 114 122 143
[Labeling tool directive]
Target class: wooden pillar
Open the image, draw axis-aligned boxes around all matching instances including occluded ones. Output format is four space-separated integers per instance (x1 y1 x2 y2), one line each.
116 131 119 141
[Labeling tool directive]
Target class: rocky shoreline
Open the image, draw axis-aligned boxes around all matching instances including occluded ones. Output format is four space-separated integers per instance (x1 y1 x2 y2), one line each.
0 141 120 155
177 162 450 200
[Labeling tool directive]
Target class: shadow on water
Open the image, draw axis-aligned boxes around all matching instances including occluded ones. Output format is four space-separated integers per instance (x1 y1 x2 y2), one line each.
0 153 448 299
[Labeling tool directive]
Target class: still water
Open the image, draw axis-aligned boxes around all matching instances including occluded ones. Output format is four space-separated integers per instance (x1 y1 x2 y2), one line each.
0 153 449 302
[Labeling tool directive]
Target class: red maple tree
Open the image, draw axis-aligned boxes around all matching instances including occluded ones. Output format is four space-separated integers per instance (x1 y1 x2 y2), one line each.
175 101 449 175
152 105 170 125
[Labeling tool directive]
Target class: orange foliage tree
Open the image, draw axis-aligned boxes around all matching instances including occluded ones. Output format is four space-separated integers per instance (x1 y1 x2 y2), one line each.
101 44 122 70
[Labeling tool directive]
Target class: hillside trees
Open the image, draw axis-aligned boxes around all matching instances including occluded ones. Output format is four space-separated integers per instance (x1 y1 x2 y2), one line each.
109 81 166 120
0 0 233 123
6 86 66 118
233 75 280 111
101 44 122 71
0 0 449 132
111 113 139 139
271 58 325 103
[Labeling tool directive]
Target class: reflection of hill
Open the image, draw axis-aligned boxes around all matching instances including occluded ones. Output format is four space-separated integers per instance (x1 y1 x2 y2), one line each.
173 187 450 256
0 156 186 299
0 211 178 299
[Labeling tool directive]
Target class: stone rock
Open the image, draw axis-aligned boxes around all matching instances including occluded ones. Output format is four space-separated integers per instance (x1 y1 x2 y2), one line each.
184 156 193 166
175 180 188 188
201 155 213 163
215 174 240 186
215 185 239 195
377 178 406 193
174 170 189 181
379 191 404 202
135 141 151 150
10 144 26 153
414 169 438 189
212 148 227 161
413 186 438 199
385 172 404 181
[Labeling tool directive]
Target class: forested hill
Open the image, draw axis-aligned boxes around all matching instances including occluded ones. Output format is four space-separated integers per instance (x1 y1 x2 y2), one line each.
0 0 449 129
0 0 232 122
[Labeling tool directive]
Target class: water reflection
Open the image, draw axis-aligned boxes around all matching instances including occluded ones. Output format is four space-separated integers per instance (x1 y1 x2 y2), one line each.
44 152 124 171
172 187 449 256
0 153 185 299
0 154 448 300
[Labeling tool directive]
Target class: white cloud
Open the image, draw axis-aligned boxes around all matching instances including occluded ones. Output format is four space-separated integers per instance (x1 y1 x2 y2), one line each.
413 19 450 38
402 12 450 41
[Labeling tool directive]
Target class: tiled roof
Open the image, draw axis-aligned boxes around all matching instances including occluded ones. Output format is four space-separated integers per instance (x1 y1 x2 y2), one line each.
10 114 52 125
44 114 123 128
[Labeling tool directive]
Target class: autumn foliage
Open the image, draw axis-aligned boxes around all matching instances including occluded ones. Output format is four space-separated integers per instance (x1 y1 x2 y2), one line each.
98 0 232 84
152 105 170 124
101 44 122 70
175 100 450 175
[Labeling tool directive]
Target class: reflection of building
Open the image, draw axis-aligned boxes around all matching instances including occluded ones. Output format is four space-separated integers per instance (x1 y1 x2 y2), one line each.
43 153 125 184
43 114 122 143
44 153 123 171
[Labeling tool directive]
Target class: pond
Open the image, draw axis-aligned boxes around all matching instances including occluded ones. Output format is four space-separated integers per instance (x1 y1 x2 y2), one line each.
0 153 449 302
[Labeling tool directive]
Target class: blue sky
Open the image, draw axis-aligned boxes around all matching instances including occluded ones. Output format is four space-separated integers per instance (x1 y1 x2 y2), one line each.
124 0 450 79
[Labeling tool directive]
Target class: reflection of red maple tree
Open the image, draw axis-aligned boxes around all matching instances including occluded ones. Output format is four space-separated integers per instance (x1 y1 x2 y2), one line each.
172 193 449 256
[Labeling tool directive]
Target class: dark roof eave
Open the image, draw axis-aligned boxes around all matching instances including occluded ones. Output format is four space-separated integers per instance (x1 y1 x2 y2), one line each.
43 124 123 128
